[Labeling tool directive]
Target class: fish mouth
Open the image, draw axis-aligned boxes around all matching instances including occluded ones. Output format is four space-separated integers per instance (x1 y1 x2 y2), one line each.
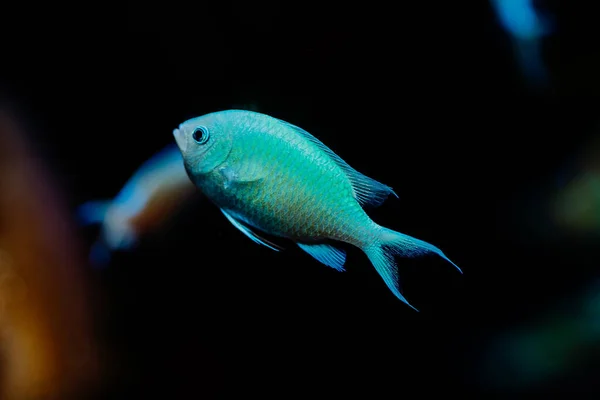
172 127 187 153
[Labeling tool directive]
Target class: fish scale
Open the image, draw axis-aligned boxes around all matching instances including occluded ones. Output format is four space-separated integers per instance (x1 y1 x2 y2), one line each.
235 128 365 241
173 110 462 310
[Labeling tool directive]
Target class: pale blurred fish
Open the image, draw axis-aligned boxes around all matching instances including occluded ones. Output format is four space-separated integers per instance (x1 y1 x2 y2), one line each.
173 110 462 310
77 144 196 265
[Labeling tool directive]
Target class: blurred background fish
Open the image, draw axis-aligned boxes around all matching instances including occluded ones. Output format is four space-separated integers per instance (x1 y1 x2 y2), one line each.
489 0 554 88
76 144 196 266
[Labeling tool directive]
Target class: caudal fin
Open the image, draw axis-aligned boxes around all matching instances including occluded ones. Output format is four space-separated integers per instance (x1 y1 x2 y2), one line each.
363 226 461 311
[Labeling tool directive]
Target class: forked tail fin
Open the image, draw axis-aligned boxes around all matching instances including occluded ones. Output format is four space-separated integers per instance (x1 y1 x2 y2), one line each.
363 226 461 311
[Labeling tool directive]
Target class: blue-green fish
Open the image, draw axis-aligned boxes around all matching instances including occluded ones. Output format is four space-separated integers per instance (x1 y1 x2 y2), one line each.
172 110 461 310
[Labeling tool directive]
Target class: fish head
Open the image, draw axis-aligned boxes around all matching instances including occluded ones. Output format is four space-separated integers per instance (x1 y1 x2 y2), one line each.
172 112 234 176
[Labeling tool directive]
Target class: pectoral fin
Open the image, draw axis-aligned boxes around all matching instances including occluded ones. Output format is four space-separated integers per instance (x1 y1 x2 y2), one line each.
297 242 346 272
219 161 267 190
220 209 283 251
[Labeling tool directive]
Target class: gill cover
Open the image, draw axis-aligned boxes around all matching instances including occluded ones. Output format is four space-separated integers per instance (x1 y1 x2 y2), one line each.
180 114 234 176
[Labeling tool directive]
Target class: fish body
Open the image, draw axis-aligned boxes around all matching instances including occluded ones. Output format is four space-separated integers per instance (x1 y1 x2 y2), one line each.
193 123 370 244
173 110 461 309
77 144 196 265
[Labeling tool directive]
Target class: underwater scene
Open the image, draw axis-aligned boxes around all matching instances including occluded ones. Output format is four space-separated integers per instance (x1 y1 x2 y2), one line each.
1 0 599 398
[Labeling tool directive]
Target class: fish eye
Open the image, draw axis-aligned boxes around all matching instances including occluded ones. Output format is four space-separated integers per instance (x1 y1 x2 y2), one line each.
192 126 210 144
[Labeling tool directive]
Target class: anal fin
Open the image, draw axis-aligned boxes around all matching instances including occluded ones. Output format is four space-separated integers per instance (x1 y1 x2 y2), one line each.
297 243 346 272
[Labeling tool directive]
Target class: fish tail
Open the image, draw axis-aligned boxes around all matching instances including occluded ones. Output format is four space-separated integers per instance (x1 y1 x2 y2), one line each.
76 200 111 225
363 226 461 311
86 224 137 268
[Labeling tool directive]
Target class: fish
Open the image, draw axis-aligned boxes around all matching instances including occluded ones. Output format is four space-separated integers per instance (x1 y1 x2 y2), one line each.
77 144 196 266
489 0 554 88
172 109 461 310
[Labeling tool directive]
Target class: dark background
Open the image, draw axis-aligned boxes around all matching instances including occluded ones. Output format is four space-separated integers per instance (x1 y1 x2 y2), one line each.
2 0 600 397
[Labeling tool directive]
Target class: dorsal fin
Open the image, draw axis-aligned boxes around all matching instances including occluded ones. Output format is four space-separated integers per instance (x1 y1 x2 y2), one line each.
277 118 398 208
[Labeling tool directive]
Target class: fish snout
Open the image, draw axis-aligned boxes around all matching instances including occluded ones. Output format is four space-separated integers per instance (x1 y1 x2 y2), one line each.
172 127 187 153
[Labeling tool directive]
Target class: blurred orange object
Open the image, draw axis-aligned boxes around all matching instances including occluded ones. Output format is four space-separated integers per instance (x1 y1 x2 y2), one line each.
0 109 101 399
